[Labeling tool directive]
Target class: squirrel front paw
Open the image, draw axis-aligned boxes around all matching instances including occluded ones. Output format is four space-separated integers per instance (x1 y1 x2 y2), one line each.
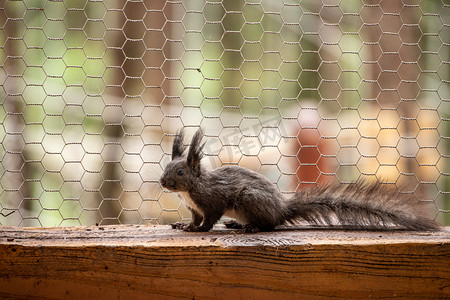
171 222 189 230
183 224 211 232
170 222 207 232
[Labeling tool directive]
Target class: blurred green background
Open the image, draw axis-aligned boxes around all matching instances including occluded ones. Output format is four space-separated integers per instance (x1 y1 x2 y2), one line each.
0 0 449 226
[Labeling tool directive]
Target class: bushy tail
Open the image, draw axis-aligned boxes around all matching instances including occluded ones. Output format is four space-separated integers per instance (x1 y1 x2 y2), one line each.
285 181 439 231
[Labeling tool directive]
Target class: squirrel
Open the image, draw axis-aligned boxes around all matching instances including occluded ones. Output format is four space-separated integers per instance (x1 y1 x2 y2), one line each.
159 128 439 232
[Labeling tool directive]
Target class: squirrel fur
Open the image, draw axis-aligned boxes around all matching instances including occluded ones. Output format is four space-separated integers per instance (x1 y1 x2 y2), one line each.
160 128 439 232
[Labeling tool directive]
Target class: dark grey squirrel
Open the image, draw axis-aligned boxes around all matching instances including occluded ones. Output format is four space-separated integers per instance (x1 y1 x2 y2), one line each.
160 128 439 232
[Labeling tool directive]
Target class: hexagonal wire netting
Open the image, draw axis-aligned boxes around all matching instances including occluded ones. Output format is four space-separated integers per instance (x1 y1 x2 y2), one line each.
0 0 449 227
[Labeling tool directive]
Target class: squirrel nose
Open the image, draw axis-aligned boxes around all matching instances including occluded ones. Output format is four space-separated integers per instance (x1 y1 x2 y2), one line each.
160 177 166 187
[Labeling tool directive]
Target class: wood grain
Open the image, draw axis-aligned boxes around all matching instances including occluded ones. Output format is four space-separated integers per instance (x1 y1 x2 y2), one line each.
0 225 449 299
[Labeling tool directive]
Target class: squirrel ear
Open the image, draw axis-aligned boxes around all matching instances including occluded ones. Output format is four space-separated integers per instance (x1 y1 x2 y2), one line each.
172 129 186 160
187 128 205 175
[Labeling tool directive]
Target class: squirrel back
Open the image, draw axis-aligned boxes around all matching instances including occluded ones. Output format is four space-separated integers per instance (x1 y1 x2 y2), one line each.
160 128 439 232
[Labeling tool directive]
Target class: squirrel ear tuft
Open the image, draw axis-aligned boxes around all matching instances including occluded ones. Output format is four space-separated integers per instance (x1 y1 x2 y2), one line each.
187 128 205 175
172 129 186 160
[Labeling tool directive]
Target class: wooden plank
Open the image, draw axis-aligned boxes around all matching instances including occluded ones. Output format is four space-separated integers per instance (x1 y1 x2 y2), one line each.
0 225 449 299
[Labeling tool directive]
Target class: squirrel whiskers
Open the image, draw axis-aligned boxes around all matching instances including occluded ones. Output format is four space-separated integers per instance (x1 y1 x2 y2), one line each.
160 128 439 232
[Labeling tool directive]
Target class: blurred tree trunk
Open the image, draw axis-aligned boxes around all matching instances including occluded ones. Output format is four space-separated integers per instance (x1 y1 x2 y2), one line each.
361 1 420 186
1 2 29 225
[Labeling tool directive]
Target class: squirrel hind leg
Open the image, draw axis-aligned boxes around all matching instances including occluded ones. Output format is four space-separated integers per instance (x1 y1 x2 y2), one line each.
245 223 276 233
224 220 274 233
243 224 261 233
223 220 258 232
224 220 244 229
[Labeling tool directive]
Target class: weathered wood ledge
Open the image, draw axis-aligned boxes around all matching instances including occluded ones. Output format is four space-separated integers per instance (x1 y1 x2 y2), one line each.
1 225 449 299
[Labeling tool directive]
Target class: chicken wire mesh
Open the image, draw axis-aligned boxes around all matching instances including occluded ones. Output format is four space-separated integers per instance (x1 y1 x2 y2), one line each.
0 0 449 227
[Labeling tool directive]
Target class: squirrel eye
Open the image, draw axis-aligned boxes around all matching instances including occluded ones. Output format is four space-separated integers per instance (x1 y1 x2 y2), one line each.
176 169 184 176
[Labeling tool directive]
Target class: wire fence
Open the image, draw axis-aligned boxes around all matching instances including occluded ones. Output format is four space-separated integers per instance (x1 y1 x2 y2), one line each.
0 0 449 227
